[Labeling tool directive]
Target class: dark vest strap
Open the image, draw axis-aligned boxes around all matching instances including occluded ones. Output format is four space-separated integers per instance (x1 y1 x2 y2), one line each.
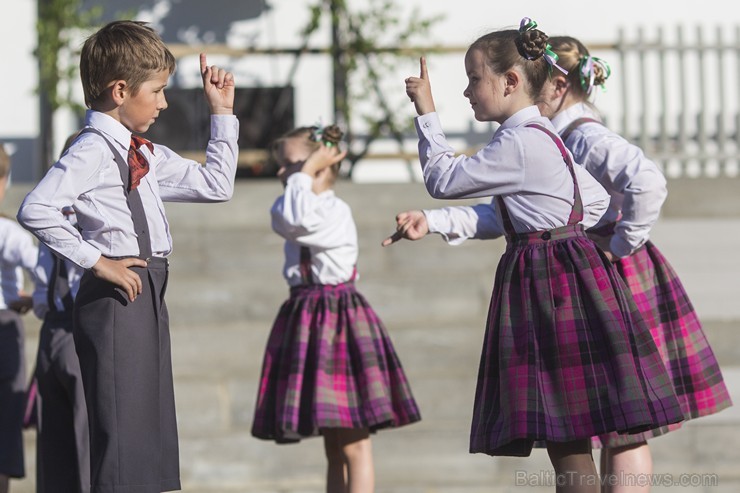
494 123 584 236
299 246 314 285
77 128 153 259
559 117 603 143
46 254 58 312
526 123 583 225
47 255 74 314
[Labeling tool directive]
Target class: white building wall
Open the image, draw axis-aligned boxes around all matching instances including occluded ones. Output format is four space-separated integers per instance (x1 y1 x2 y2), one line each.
1 0 735 182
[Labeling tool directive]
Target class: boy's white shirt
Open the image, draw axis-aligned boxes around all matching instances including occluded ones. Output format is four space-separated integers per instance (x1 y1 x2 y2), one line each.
17 110 239 269
0 217 38 309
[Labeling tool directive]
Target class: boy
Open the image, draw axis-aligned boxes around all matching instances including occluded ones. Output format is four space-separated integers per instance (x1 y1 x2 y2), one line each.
0 144 39 493
17 20 238 493
31 205 89 493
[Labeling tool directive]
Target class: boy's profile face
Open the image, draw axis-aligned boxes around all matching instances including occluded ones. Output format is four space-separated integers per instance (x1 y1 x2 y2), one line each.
117 69 170 133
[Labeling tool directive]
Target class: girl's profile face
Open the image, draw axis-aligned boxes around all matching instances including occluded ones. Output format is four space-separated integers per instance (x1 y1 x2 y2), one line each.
463 48 508 123
275 137 311 186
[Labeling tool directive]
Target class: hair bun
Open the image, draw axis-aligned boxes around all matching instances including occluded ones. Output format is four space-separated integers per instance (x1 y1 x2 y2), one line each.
320 124 344 146
518 29 549 60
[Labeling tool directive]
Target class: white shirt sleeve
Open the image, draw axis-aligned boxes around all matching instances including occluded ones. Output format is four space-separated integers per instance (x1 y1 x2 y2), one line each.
423 201 505 245
573 164 611 229
577 131 667 257
415 112 525 199
153 115 239 203
17 138 105 269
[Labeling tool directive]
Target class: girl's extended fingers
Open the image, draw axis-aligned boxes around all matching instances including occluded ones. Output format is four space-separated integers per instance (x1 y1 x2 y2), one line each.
381 230 404 247
214 68 227 88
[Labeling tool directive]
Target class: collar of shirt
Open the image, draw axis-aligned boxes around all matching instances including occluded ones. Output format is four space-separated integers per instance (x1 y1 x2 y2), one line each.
550 102 600 133
85 110 134 155
496 105 544 135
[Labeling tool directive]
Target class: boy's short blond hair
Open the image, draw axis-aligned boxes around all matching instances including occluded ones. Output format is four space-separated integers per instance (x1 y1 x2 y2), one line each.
0 145 10 179
80 20 176 108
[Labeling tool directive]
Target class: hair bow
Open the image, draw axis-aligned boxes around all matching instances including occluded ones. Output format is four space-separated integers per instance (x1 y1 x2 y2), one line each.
310 120 334 147
578 56 611 95
544 44 569 75
519 17 537 33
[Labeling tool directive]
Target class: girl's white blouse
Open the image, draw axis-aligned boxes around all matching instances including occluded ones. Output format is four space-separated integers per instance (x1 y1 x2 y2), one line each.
551 102 667 257
416 106 609 243
271 172 359 286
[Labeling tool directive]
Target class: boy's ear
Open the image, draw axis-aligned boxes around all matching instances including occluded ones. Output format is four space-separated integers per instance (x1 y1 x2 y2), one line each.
109 80 128 106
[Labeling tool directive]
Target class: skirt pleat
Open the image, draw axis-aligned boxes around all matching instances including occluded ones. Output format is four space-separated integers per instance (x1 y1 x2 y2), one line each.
252 282 420 443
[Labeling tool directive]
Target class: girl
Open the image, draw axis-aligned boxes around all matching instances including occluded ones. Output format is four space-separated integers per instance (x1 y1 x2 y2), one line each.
537 36 732 491
252 124 421 493
396 18 684 492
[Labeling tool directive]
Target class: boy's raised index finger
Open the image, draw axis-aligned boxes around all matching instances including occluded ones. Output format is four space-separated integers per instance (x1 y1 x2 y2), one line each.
420 56 429 80
199 53 208 75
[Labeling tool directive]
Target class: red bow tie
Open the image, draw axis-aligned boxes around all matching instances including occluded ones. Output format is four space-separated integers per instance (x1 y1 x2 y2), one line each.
128 135 154 191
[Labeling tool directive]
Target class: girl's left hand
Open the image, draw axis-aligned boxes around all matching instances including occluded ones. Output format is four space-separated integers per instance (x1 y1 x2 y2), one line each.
602 249 617 262
405 57 436 116
382 210 429 246
200 53 235 115
302 144 347 175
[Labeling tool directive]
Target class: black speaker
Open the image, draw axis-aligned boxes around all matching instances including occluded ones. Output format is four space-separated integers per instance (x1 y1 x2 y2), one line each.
141 86 295 177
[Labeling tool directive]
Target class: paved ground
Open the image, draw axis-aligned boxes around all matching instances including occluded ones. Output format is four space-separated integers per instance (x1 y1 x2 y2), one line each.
5 180 738 493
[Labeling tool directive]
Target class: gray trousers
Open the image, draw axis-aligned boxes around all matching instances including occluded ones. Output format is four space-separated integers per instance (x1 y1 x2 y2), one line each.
73 258 180 493
35 311 90 493
0 310 25 478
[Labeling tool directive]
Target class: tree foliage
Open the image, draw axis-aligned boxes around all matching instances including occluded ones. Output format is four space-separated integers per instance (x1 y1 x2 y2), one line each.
36 0 103 113
301 0 442 174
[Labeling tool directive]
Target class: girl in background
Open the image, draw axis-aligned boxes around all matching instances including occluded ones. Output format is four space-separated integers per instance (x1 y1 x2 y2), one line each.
537 36 732 492
252 124 421 493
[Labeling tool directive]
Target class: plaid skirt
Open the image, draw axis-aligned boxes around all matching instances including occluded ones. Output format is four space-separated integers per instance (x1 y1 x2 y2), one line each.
590 238 732 448
470 224 685 457
251 281 421 443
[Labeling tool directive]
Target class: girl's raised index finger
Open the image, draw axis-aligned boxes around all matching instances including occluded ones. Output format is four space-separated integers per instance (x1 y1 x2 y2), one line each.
420 56 429 80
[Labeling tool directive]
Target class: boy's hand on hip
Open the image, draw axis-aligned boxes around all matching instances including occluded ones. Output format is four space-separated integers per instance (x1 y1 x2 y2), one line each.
200 53 235 115
91 256 148 302
405 57 436 116
382 210 429 246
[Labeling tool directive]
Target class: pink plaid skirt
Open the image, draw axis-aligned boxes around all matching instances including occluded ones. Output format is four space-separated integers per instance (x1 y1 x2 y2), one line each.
251 282 421 443
470 225 685 457
590 236 732 448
